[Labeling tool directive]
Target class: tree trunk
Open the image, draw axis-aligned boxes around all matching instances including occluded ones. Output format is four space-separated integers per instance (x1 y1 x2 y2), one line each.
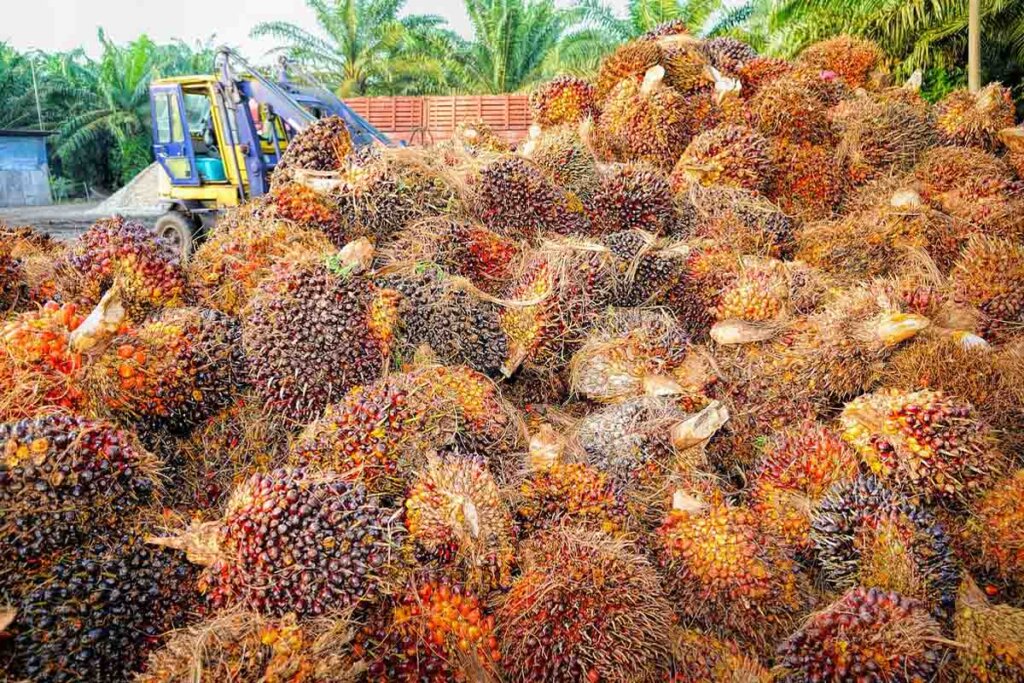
968 0 981 92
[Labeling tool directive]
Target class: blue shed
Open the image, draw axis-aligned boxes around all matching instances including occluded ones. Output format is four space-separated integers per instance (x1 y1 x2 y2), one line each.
0 129 53 208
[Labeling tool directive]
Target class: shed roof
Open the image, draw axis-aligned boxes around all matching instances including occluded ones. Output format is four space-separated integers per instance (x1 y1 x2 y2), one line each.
0 129 53 138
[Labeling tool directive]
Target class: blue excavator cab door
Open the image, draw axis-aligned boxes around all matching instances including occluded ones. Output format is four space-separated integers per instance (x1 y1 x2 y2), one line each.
150 84 200 186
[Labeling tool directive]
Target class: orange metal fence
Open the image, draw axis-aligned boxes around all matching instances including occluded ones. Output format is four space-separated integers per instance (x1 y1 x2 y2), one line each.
343 95 532 146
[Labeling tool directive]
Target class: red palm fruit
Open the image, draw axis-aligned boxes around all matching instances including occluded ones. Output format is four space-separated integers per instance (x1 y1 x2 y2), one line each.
589 162 676 236
767 138 845 220
935 84 1017 150
962 470 1024 584
796 35 887 90
736 57 793 99
520 124 601 202
777 587 947 682
671 125 773 194
530 75 599 127
516 461 627 536
668 628 771 682
954 576 1024 681
269 183 350 247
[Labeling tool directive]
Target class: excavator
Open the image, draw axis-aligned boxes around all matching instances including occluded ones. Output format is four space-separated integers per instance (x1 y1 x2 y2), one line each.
148 48 389 257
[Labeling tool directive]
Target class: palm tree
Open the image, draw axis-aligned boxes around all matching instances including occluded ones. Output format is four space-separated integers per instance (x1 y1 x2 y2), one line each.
0 44 46 130
251 0 464 95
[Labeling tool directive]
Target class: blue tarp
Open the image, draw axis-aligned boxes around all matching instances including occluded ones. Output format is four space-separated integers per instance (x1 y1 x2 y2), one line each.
0 136 47 171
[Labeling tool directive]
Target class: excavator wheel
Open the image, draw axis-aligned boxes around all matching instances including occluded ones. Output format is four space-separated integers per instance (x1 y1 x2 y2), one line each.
154 211 198 261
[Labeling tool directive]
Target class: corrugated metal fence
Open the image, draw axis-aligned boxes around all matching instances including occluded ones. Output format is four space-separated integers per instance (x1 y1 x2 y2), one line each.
344 95 532 146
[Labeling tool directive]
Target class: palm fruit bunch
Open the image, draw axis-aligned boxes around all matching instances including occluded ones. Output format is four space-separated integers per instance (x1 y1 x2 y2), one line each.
271 115 352 186
747 77 835 144
748 422 859 556
736 56 793 98
589 162 676 235
685 184 795 256
403 457 515 592
671 125 773 194
660 248 741 339
654 31 715 95
529 75 599 127
269 183 351 247
188 203 336 316
954 577 1024 681
912 146 1024 232
0 224 62 304
383 267 507 376
519 124 601 201
359 575 501 682
934 84 1016 150
515 461 627 536
0 301 86 419
811 475 959 615
708 257 793 325
138 610 363 683
776 586 947 682
473 155 589 239
840 388 1005 504
961 470 1024 585
4 531 199 683
154 467 401 617
450 120 509 156
655 489 810 650
55 216 188 322
700 37 757 76
1000 125 1024 177
594 39 662 101
833 92 936 185
241 250 398 423
795 35 887 90
289 365 520 494
0 235 28 312
604 230 689 305
497 528 673 682
766 138 845 220
667 628 771 683
0 414 161 584
950 234 1024 338
83 306 247 434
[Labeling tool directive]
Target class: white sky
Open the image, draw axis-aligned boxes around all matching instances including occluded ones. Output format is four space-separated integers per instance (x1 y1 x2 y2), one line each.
1 0 631 63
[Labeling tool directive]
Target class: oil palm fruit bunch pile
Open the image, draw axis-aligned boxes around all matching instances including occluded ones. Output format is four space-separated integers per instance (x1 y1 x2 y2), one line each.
529 75 598 127
271 115 353 186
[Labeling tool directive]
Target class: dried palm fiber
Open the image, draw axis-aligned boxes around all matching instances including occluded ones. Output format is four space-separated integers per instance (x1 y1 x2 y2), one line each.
54 216 188 322
684 184 794 257
766 137 845 220
833 90 937 186
961 470 1024 585
241 242 398 424
669 630 771 683
594 39 663 102
589 162 676 235
518 123 601 201
796 35 887 90
656 487 812 652
811 475 959 618
747 421 858 557
935 84 1017 150
776 586 949 683
356 574 502 682
498 236 617 375
187 201 336 316
747 76 835 144
736 56 793 99
841 387 1007 505
671 124 773 194
604 230 690 306
913 146 1024 235
0 301 87 420
954 576 1024 682
529 75 598 127
472 154 590 240
598 66 718 171
288 364 523 495
137 608 365 683
569 308 713 404
379 266 508 376
403 456 515 593
6 528 199 683
700 37 757 76
949 234 1024 339
271 115 352 188
148 467 403 617
451 119 509 155
497 528 673 683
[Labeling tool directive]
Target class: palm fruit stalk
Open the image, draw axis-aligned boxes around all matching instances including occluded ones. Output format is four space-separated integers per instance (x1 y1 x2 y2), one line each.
288 365 522 495
519 123 601 202
671 124 773 194
138 609 365 683
589 162 676 236
5 530 199 683
748 422 858 556
700 37 757 76
358 575 501 682
0 414 161 587
950 234 1024 339
684 184 794 256
811 475 959 619
961 470 1024 586
404 457 515 593
497 528 673 683
841 388 1006 505
668 628 771 683
776 586 948 682
188 202 336 316
766 138 845 220
795 35 887 90
149 467 402 617
271 115 352 187
655 489 811 651
529 75 599 127
934 84 1017 150
954 576 1024 681
54 216 188 321
241 245 398 424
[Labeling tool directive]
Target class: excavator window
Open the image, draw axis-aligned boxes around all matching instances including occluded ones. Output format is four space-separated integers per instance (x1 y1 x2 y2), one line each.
153 92 185 144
